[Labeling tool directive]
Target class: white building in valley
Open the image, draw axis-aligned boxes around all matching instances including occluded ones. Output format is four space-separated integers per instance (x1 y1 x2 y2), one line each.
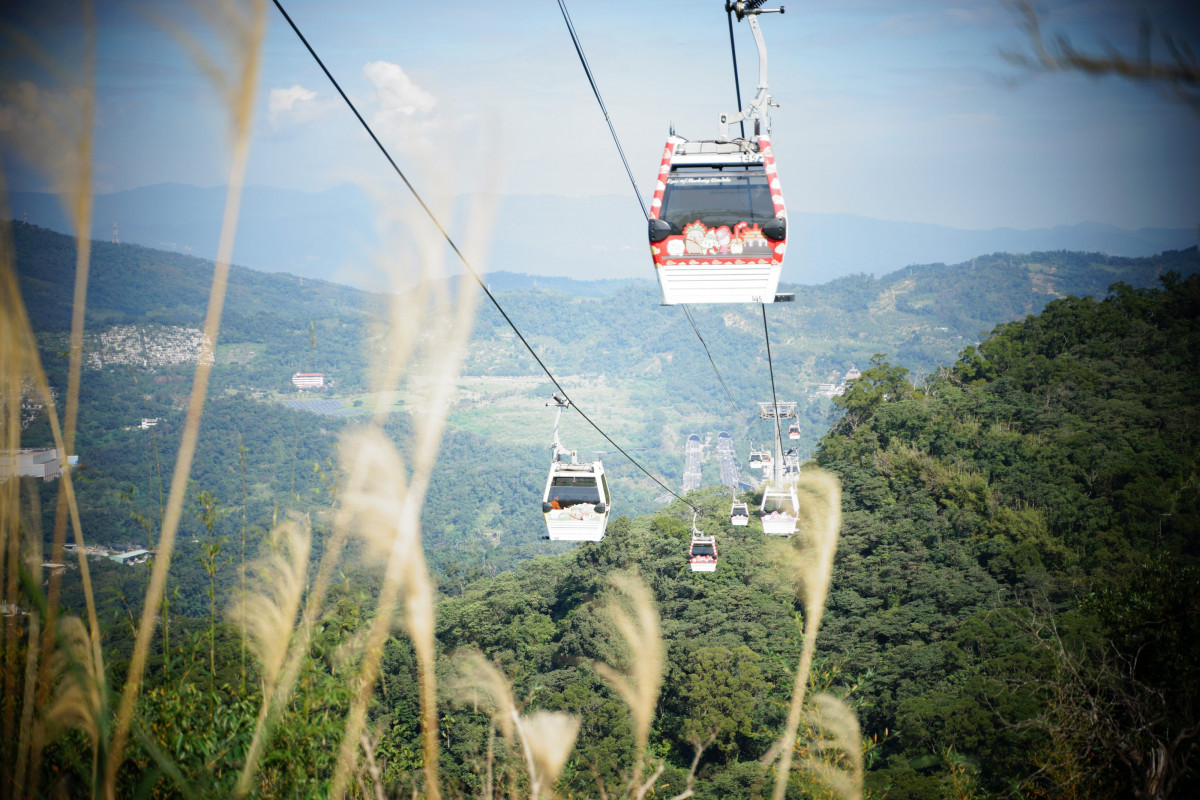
292 372 325 389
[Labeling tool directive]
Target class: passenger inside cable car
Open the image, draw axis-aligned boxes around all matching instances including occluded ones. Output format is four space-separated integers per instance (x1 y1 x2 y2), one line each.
762 493 795 515
546 475 602 509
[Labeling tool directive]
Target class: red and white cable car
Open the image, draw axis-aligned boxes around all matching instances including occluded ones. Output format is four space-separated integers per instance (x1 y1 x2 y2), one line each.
688 515 718 572
647 2 789 305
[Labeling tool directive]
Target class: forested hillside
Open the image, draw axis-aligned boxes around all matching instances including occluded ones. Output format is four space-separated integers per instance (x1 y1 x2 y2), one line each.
83 269 1194 798
7 222 1199 798
14 220 1199 624
16 220 1199 514
348 272 1196 798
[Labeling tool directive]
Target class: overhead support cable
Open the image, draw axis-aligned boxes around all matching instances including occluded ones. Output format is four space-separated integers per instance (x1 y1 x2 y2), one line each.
681 304 738 412
726 3 747 139
761 303 784 483
270 0 694 511
557 0 746 427
556 0 648 219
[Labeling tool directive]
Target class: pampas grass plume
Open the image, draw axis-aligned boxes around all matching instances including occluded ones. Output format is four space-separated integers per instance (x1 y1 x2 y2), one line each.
520 710 580 797
230 517 310 692
593 572 663 792
803 693 863 800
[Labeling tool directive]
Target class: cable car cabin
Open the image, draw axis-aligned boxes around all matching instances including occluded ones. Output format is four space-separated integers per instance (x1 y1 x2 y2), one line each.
730 501 750 526
648 136 787 305
688 534 718 572
788 422 801 440
541 461 610 542
760 483 799 537
760 451 773 470
748 449 764 470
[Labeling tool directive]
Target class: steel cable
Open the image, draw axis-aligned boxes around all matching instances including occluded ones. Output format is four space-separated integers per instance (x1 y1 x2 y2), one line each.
271 0 695 511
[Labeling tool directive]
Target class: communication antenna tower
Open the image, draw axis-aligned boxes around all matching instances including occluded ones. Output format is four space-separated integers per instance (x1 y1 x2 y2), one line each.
112 220 120 245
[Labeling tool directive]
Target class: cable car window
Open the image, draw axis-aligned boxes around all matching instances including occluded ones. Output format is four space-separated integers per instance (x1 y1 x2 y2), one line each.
691 542 715 557
762 494 795 514
549 476 601 506
660 170 775 230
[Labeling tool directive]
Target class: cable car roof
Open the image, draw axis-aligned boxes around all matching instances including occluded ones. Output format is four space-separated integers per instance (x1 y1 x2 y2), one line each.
669 137 764 167
549 460 604 474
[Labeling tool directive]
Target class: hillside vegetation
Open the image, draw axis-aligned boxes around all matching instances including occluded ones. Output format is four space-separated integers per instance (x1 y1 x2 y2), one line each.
362 272 1198 798
8 218 1199 798
16 219 1199 522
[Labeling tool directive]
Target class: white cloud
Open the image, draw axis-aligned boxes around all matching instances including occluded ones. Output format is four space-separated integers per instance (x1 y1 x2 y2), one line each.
270 84 316 114
363 61 438 147
267 84 326 127
364 61 435 115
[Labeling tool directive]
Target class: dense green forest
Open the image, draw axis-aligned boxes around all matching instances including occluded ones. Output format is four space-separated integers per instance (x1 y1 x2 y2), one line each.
359 272 1199 799
8 221 1200 798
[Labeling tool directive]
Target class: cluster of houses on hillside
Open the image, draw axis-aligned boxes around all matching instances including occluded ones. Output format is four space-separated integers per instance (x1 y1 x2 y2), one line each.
810 366 862 399
86 324 214 369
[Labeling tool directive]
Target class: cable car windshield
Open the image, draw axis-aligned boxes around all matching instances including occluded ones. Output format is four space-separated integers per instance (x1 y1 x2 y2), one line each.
661 169 775 230
549 476 601 506
691 542 716 557
763 493 795 514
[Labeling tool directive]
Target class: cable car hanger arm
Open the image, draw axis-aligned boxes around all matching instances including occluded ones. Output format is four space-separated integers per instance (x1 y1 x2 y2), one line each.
719 2 785 142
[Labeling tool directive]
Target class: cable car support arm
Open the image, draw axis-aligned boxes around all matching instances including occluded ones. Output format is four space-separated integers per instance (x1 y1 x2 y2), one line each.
548 395 576 464
719 2 785 142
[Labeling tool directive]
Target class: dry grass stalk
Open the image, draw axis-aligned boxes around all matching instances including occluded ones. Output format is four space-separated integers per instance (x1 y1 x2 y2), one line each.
232 505 357 792
10 496 43 799
327 427 439 800
592 572 664 797
234 518 311 696
767 469 843 800
38 615 106 791
326 164 490 798
1 178 107 798
801 693 863 800
518 710 580 799
107 2 266 791
229 518 311 796
1 208 23 797
451 652 580 799
1 11 103 791
0 6 99 720
452 652 518 744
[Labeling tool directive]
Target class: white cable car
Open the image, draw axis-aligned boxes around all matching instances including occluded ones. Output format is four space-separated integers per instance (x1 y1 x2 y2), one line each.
688 515 718 572
541 396 610 542
788 422 801 440
760 482 799 537
748 444 766 471
730 501 750 526
647 3 788 305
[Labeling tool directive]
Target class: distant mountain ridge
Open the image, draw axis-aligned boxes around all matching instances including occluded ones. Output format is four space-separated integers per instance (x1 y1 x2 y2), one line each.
10 184 1194 289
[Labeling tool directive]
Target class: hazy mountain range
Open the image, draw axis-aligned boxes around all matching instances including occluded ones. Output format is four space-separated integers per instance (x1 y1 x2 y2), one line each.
10 183 1194 289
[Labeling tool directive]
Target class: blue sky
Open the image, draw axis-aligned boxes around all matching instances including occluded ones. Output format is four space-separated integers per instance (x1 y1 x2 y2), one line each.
3 0 1199 234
